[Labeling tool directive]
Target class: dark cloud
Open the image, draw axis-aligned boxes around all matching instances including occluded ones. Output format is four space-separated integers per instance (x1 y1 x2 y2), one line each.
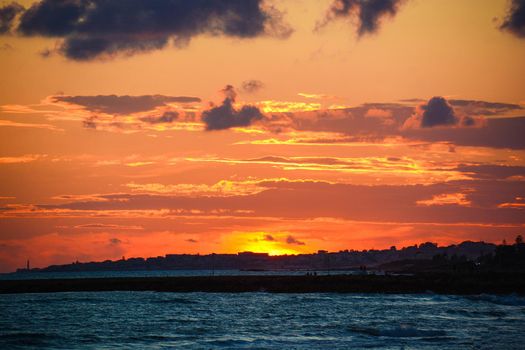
109 238 122 245
202 85 264 130
418 97 458 128
53 95 200 115
401 98 521 117
14 0 292 60
82 116 97 129
318 0 406 36
139 111 179 124
286 235 305 245
456 164 525 180
39 47 52 57
447 99 523 121
241 80 264 93
0 2 23 34
222 84 237 100
461 115 476 127
402 97 485 129
186 238 198 243
402 116 525 150
263 234 275 241
500 0 525 38
448 99 522 115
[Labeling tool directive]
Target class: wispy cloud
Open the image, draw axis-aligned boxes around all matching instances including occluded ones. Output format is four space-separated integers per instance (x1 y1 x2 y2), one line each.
0 154 45 164
417 192 472 207
0 119 62 131
71 223 144 230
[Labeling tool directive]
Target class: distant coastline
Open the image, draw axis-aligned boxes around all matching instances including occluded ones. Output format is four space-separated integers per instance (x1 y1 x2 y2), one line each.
15 240 499 274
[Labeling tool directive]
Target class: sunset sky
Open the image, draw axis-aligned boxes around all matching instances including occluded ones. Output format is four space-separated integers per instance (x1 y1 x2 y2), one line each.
1 0 524 272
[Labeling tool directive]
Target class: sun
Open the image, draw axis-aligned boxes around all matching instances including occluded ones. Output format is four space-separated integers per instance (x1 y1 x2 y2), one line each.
223 231 308 256
241 240 300 256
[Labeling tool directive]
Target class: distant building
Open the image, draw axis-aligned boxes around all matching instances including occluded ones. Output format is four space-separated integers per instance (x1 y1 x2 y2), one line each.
238 252 269 257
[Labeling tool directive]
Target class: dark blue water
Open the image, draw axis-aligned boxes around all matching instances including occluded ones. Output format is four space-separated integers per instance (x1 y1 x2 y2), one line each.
1 292 524 349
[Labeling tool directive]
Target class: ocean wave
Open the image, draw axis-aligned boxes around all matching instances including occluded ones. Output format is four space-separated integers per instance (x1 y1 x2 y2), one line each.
445 308 507 318
0 332 63 346
466 294 525 306
348 324 447 338
153 297 199 304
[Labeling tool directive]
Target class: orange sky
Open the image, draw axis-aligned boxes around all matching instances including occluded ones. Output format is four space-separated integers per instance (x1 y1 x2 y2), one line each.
0 0 524 272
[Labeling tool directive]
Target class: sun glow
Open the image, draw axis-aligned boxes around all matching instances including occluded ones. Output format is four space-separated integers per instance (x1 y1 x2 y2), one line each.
223 231 310 256
241 241 300 256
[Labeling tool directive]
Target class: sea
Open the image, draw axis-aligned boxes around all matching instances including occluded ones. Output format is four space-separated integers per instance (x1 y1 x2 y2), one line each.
1 270 525 349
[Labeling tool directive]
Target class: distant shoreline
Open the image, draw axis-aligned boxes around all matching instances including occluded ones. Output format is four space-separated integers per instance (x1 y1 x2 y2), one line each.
1 273 524 295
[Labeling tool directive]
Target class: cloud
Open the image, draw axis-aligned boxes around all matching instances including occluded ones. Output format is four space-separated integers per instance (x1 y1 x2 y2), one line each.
257 100 322 113
6 177 524 226
416 192 471 207
278 98 518 140
241 80 264 93
402 116 525 149
52 95 200 115
297 92 336 100
0 119 62 131
448 99 522 116
202 85 264 130
109 238 122 245
186 238 198 243
263 234 275 241
500 0 525 38
413 97 458 128
286 235 305 245
198 155 459 181
139 111 178 124
318 0 406 36
73 223 143 230
125 179 266 197
402 96 482 129
0 154 43 164
0 2 23 34
39 47 53 57
242 97 523 149
14 0 292 60
456 164 525 180
82 116 97 129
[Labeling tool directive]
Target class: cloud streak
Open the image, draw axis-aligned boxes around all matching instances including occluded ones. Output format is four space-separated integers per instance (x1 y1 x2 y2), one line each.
8 178 522 226
52 95 200 115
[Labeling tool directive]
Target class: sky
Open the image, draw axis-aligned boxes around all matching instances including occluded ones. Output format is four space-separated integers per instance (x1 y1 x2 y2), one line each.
0 0 524 272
